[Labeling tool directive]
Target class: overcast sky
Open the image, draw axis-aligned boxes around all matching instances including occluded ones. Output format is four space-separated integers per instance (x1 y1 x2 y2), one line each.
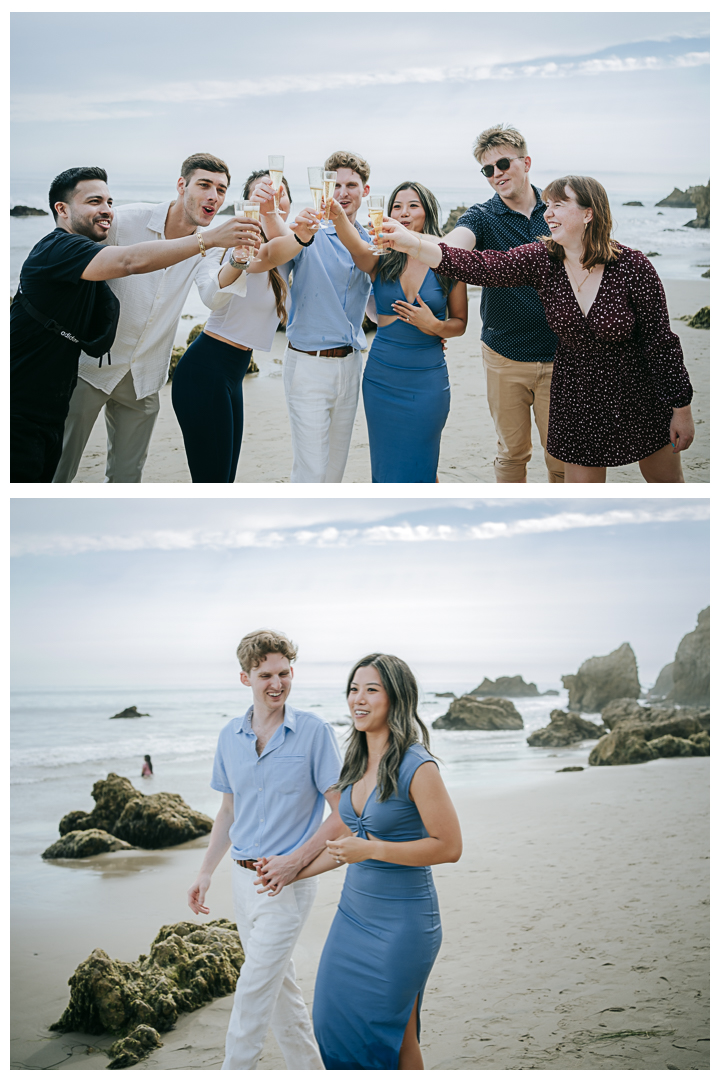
11 497 709 691
11 11 709 198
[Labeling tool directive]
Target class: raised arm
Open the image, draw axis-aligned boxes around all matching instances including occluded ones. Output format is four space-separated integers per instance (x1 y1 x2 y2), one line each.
326 762 462 868
187 792 234 915
81 216 262 282
327 198 379 276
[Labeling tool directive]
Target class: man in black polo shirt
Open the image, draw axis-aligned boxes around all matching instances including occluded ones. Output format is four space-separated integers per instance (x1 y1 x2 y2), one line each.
443 124 564 483
10 166 260 483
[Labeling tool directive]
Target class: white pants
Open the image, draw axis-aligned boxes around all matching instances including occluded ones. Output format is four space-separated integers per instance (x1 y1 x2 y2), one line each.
222 864 323 1071
52 370 160 484
283 345 362 483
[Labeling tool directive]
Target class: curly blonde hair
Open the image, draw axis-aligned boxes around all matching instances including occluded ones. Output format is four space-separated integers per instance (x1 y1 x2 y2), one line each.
324 150 370 185
236 629 297 673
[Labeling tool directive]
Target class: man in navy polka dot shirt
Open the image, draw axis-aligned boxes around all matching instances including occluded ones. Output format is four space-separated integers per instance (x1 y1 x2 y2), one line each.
443 124 564 483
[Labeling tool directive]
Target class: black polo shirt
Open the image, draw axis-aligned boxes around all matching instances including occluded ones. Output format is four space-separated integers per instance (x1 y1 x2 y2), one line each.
11 228 105 424
456 186 557 363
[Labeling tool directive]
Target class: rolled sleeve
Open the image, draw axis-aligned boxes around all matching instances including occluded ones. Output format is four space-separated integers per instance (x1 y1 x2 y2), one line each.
196 251 247 310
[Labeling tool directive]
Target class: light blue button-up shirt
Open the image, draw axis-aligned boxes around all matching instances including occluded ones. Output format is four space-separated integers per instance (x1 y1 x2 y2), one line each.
211 703 343 861
286 221 372 352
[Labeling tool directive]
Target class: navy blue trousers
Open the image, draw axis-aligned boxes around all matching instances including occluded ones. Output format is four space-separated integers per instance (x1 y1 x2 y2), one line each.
171 332 253 483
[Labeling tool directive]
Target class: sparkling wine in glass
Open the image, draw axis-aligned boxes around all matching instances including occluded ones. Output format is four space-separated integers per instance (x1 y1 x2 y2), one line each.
268 155 285 213
234 201 260 262
308 167 323 215
367 195 386 254
320 170 337 228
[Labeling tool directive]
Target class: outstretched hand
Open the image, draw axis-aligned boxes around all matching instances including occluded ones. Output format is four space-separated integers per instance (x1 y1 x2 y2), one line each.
372 216 415 254
289 207 321 244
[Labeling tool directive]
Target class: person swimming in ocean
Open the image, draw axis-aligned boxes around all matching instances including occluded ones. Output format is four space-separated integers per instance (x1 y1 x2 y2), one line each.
141 754 153 778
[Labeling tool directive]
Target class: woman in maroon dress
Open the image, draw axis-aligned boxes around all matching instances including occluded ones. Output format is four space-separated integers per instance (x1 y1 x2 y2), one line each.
381 176 695 483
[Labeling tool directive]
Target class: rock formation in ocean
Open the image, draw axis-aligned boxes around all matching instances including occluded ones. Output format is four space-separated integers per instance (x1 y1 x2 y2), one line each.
108 1025 163 1069
51 920 243 1067
433 691 456 698
470 675 540 697
110 706 149 718
10 204 49 216
442 206 468 234
433 695 523 730
588 701 709 765
645 661 675 701
561 642 640 713
655 187 696 208
669 607 709 705
623 201 644 206
42 829 134 859
683 182 710 229
526 709 605 747
57 773 213 848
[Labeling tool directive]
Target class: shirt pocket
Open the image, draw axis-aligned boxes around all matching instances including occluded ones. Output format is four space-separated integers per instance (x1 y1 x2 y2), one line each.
266 755 307 795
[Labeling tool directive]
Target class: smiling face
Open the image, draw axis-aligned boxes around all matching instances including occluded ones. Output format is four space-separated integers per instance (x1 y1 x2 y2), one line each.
241 652 293 712
389 188 427 233
177 168 229 228
543 185 592 247
479 144 531 202
347 665 391 737
334 167 370 222
56 179 114 241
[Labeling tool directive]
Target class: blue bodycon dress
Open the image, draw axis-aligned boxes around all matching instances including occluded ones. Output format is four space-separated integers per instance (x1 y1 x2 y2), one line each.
313 745 442 1070
363 272 451 483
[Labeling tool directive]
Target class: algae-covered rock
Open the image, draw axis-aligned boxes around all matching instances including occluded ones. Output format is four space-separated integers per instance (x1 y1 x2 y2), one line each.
57 773 213 848
51 919 243 1041
433 695 523 730
442 206 468 234
588 727 660 766
647 734 694 758
526 709 605 747
108 1024 163 1069
588 708 709 766
42 829 134 859
110 706 149 719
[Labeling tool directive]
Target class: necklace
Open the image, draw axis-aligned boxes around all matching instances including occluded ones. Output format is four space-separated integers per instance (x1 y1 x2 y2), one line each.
565 261 594 292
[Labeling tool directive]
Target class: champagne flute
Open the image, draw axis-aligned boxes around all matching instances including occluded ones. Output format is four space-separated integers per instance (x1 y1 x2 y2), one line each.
267 155 285 213
367 195 386 254
320 170 337 228
234 201 260 263
308 167 324 217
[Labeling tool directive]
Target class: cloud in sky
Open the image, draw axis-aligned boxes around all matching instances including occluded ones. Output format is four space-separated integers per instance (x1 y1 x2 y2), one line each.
11 500 709 557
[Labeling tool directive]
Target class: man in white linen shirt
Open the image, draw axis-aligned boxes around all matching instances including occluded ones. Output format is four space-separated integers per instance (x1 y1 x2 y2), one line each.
188 629 343 1070
53 152 258 483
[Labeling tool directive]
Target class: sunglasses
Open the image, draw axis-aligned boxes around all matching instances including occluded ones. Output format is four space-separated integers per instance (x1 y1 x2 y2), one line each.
480 156 525 178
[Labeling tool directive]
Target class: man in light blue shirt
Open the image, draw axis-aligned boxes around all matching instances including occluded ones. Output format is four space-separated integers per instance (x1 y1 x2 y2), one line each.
188 629 343 1070
283 150 373 483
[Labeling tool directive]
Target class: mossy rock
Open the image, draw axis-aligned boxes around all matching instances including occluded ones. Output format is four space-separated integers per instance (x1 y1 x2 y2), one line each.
51 919 243 1040
679 306 709 329
108 1024 163 1069
42 829 134 859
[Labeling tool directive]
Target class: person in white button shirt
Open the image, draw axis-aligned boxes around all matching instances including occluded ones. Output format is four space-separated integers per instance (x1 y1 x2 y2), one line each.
52 153 259 484
173 169 319 482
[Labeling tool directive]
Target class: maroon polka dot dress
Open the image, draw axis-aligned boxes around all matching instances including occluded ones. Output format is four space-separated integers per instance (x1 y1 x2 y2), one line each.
437 241 693 468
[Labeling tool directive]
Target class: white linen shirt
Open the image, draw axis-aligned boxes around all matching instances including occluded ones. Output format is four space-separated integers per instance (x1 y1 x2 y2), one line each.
77 201 243 399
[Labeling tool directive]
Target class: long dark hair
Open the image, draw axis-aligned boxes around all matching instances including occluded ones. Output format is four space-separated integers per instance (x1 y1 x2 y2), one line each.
336 653 434 802
242 169 292 324
378 182 455 298
540 176 620 270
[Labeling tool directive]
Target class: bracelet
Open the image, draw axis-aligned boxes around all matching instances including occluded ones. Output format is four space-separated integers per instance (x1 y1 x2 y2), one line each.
229 253 249 269
197 233 206 257
294 232 315 248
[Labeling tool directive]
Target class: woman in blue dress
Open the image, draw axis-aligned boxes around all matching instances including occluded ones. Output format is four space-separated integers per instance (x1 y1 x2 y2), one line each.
330 185 468 482
294 653 462 1069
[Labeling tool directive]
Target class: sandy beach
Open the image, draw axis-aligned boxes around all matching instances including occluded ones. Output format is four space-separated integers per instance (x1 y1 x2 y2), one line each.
65 278 710 485
11 754 709 1070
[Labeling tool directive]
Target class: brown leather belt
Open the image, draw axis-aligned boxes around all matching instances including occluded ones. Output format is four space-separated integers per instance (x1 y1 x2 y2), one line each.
234 859 259 870
289 343 354 358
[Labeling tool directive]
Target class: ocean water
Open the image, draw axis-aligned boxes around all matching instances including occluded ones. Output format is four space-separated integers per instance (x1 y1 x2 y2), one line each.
11 676 597 861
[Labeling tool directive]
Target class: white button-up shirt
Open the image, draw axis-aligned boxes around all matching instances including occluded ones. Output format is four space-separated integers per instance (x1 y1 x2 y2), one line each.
77 201 246 399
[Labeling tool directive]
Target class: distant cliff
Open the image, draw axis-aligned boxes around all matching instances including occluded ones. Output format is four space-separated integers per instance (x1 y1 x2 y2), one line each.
10 204 48 217
655 182 709 228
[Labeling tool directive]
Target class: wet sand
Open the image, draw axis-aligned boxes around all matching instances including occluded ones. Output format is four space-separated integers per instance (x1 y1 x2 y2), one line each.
11 755 709 1070
66 279 709 485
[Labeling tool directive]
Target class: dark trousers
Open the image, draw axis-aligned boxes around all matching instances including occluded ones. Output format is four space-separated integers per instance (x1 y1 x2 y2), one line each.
171 332 253 483
11 413 65 482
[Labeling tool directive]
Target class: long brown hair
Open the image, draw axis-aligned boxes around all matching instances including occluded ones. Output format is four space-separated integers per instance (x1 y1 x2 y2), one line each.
541 176 620 270
335 653 434 802
379 182 456 298
242 169 291 325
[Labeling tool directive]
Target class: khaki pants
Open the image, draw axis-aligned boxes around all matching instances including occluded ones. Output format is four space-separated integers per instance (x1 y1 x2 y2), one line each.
482 343 564 483
52 370 160 484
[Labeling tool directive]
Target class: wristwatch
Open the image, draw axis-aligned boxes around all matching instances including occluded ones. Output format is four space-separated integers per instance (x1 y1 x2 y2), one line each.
229 253 250 270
